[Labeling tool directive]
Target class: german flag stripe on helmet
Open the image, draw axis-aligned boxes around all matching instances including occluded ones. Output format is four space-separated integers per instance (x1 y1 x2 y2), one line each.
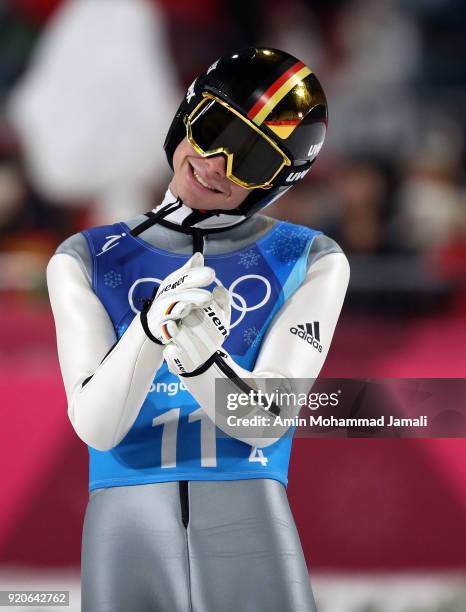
247 61 312 126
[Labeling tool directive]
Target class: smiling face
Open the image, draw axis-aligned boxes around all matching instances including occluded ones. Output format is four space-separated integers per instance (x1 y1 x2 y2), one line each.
169 137 250 210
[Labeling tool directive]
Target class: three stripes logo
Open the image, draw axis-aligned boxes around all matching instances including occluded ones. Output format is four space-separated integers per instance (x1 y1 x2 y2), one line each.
290 322 322 353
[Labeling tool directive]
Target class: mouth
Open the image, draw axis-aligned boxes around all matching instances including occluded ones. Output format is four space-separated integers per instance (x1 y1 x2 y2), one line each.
188 162 226 195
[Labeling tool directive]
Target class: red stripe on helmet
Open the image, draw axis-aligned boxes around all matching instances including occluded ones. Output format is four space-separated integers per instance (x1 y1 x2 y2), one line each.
247 61 305 120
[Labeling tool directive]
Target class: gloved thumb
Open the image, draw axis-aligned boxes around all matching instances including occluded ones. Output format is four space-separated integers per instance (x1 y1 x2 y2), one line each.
181 252 204 270
212 285 231 321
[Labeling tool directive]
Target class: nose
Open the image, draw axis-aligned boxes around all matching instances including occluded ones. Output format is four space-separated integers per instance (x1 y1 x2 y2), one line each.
202 153 227 178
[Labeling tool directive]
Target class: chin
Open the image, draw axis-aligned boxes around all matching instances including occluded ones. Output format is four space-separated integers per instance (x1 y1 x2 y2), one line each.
178 190 205 209
179 188 228 211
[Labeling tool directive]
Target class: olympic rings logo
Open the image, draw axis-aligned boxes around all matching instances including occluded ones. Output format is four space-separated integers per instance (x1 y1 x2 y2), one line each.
128 277 162 315
215 275 271 328
128 275 271 327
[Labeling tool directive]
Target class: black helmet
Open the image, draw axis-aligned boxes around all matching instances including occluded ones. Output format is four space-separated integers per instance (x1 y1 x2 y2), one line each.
164 47 327 217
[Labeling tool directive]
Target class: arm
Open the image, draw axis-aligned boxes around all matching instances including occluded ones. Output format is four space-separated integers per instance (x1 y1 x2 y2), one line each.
47 253 165 451
165 251 350 447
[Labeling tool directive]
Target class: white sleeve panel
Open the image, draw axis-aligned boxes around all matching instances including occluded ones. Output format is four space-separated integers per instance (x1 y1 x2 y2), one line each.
254 252 350 382
178 252 350 447
47 253 164 451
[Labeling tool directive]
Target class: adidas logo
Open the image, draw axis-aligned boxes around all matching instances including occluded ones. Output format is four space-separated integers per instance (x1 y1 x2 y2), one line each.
290 322 322 353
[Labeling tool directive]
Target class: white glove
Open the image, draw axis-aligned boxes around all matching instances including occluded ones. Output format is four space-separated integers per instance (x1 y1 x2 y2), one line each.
142 252 215 345
163 285 231 375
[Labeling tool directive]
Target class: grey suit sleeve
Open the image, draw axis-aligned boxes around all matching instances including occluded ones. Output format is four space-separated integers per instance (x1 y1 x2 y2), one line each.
56 233 93 286
307 233 343 270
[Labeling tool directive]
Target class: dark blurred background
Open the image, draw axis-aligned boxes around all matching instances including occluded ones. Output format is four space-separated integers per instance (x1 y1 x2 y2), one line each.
0 1 465 610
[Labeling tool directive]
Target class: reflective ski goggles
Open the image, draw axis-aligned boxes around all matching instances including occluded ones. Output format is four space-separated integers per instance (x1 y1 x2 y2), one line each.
184 93 291 189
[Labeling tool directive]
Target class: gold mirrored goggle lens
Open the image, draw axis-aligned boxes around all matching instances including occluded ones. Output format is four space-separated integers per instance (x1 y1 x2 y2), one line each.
184 94 291 189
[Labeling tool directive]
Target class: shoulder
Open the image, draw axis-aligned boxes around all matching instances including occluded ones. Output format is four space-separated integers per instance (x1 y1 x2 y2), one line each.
260 215 348 271
306 234 350 291
52 231 93 285
50 215 138 284
277 219 347 270
308 233 346 265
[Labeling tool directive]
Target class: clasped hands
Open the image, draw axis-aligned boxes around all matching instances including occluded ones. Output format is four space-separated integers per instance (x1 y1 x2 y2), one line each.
144 253 230 375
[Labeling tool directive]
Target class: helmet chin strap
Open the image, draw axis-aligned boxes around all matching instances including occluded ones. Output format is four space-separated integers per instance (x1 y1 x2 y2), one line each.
130 189 249 255
154 189 248 229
